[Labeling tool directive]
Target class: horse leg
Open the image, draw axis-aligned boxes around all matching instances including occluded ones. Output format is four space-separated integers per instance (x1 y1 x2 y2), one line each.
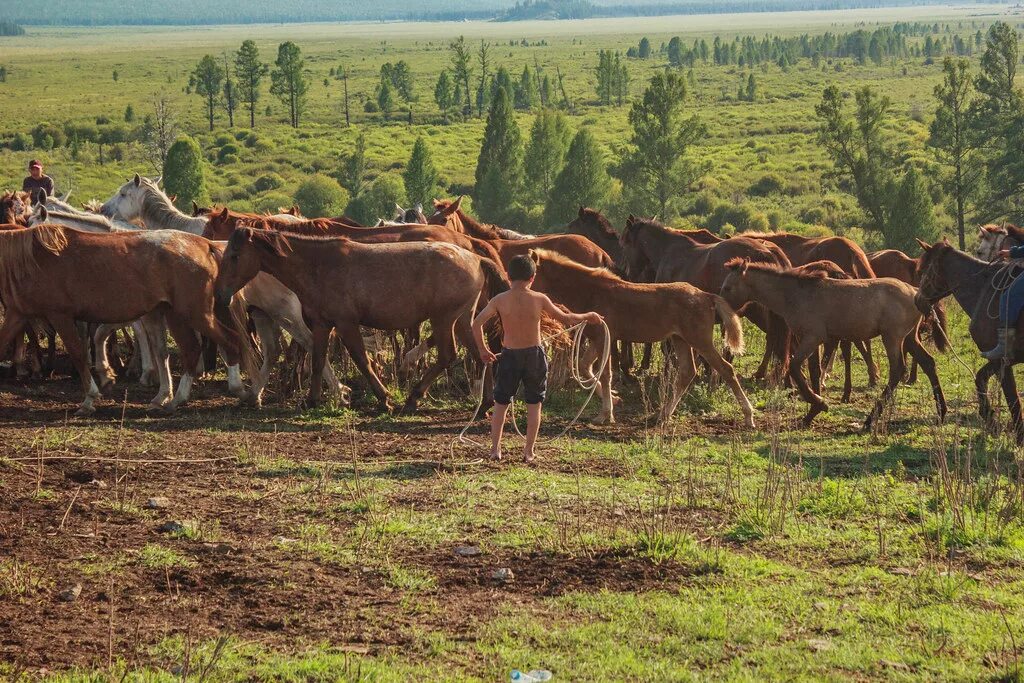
660 338 697 423
249 309 278 408
49 315 100 416
699 341 755 429
132 319 157 386
336 322 392 412
840 341 853 403
864 335 905 432
905 357 919 385
860 340 879 388
141 313 173 410
976 360 1001 425
12 330 29 379
788 336 828 426
92 323 120 389
999 364 1024 444
808 345 823 395
0 312 30 372
904 334 947 423
403 317 460 414
163 313 204 413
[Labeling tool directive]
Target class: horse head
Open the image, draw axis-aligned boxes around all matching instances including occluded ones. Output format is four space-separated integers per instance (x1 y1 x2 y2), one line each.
99 173 151 221
619 215 653 280
428 196 464 229
217 227 291 306
976 224 1008 262
203 207 241 241
720 257 754 309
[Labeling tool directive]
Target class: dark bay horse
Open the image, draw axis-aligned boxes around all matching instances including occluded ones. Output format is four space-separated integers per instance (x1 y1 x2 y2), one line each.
722 258 946 429
0 224 253 414
620 216 792 381
915 238 1024 441
529 249 754 427
214 228 509 413
567 207 624 265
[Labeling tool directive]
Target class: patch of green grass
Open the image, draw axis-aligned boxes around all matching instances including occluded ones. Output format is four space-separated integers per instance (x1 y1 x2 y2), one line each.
137 543 196 570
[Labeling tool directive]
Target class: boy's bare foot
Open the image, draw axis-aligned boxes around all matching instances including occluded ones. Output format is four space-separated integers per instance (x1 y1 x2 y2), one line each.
490 450 503 462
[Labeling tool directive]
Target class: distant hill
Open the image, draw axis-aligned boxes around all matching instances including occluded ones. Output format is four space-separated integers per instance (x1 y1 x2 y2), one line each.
5 0 1011 27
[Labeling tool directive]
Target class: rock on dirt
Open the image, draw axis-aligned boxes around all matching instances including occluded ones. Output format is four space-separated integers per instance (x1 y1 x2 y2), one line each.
157 521 185 534
491 568 514 583
455 545 481 557
58 584 82 602
145 497 171 510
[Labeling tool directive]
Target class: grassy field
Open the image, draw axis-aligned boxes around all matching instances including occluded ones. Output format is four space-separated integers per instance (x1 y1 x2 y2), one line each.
2 5 1024 681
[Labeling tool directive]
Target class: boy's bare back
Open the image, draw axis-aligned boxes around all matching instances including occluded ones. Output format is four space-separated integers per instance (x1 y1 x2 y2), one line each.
490 288 552 349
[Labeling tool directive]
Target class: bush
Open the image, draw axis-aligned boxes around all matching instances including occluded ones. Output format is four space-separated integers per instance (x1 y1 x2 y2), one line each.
705 202 770 234
254 192 293 214
691 191 719 216
244 132 260 148
364 100 379 113
294 174 349 218
217 143 240 161
748 172 786 197
218 154 240 166
252 173 285 193
162 135 209 212
214 134 234 146
234 130 249 141
346 174 408 227
9 132 29 151
31 123 65 149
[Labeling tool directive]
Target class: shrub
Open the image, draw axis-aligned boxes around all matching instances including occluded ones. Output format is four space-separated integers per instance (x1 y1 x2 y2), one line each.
691 191 720 216
234 130 249 141
162 135 209 212
345 173 407 226
214 134 234 146
218 154 240 166
31 123 65 149
9 132 29 151
294 174 349 218
747 172 786 196
252 173 285 193
254 192 293 214
364 100 379 113
705 202 770 234
217 144 240 161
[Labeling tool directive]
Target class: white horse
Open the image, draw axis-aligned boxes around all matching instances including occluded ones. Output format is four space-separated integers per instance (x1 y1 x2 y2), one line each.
97 174 349 406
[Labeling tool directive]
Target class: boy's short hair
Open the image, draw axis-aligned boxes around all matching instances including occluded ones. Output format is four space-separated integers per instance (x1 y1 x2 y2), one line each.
508 255 536 282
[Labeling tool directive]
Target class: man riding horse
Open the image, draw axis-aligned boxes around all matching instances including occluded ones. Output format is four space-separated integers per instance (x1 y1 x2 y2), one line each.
982 243 1024 360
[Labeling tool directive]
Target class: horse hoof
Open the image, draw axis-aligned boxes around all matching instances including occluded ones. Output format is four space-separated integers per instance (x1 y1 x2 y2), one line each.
161 404 178 416
744 418 756 429
74 406 96 417
399 401 418 416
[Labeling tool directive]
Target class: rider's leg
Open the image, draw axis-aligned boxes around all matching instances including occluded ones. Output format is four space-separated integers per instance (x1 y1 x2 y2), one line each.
984 278 1021 360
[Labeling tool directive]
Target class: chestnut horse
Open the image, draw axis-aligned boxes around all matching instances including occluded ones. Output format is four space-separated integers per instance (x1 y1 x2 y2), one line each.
214 228 509 413
428 197 531 240
1 191 31 226
0 225 253 415
529 249 754 427
620 216 792 381
721 259 946 430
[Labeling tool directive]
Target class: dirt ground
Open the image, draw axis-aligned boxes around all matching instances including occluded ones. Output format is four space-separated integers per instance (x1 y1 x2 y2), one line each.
0 372 714 675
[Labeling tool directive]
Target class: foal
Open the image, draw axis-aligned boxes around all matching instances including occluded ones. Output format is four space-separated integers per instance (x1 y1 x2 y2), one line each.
721 259 946 429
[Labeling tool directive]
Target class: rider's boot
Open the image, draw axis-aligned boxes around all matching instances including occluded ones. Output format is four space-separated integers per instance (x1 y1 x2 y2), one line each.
983 327 1016 361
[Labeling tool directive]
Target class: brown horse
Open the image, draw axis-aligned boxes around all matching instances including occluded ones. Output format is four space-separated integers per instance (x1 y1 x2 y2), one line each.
566 207 624 265
721 259 946 429
428 197 531 240
791 259 858 402
1 191 31 226
620 216 792 381
214 228 508 413
0 225 253 414
868 248 950 383
529 249 753 426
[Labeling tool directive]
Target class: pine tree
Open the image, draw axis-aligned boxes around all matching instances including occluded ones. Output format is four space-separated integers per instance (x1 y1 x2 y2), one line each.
235 39 267 128
377 80 395 116
524 109 573 205
163 136 208 211
124 104 135 123
613 52 629 106
449 36 473 118
617 72 708 216
745 73 757 102
515 65 538 110
435 69 453 123
638 37 651 59
491 66 514 105
270 41 307 128
474 88 523 223
886 167 938 251
544 129 612 226
930 57 980 248
595 50 613 105
191 55 224 131
340 132 368 200
403 136 440 207
477 40 491 118
222 55 237 127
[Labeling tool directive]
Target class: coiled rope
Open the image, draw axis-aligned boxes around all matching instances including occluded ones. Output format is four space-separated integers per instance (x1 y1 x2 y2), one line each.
451 320 612 457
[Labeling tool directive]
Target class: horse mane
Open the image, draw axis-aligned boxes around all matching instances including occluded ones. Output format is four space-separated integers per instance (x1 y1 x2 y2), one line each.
140 181 207 233
533 248 623 283
435 200 524 240
255 216 337 234
42 209 114 232
0 224 68 291
726 257 830 280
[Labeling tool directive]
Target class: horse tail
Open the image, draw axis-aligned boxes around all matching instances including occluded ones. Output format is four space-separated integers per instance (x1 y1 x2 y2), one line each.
467 237 505 270
853 249 876 279
713 296 745 356
931 298 950 353
479 255 510 300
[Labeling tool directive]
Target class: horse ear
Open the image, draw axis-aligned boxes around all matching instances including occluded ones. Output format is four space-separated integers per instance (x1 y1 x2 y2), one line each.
941 236 951 246
39 205 48 222
290 206 300 216
915 238 931 252
529 249 541 265
219 207 229 221
133 173 141 187
448 195 464 214
154 176 163 187
193 201 200 215
578 206 586 218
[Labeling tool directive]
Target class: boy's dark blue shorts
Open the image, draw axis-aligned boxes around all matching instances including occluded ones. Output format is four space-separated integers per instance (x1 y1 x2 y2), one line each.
493 346 548 405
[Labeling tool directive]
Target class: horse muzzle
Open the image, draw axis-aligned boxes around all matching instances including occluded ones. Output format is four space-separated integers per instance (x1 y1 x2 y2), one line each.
913 291 934 315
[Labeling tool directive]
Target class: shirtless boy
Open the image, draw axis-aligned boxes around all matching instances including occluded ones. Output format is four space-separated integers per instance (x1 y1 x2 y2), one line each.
471 254 603 463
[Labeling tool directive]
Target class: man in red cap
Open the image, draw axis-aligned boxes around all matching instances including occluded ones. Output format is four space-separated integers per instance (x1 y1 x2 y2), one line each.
22 159 55 199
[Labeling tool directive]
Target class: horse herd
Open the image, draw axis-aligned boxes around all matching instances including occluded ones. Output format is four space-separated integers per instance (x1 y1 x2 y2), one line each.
0 175 1022 441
